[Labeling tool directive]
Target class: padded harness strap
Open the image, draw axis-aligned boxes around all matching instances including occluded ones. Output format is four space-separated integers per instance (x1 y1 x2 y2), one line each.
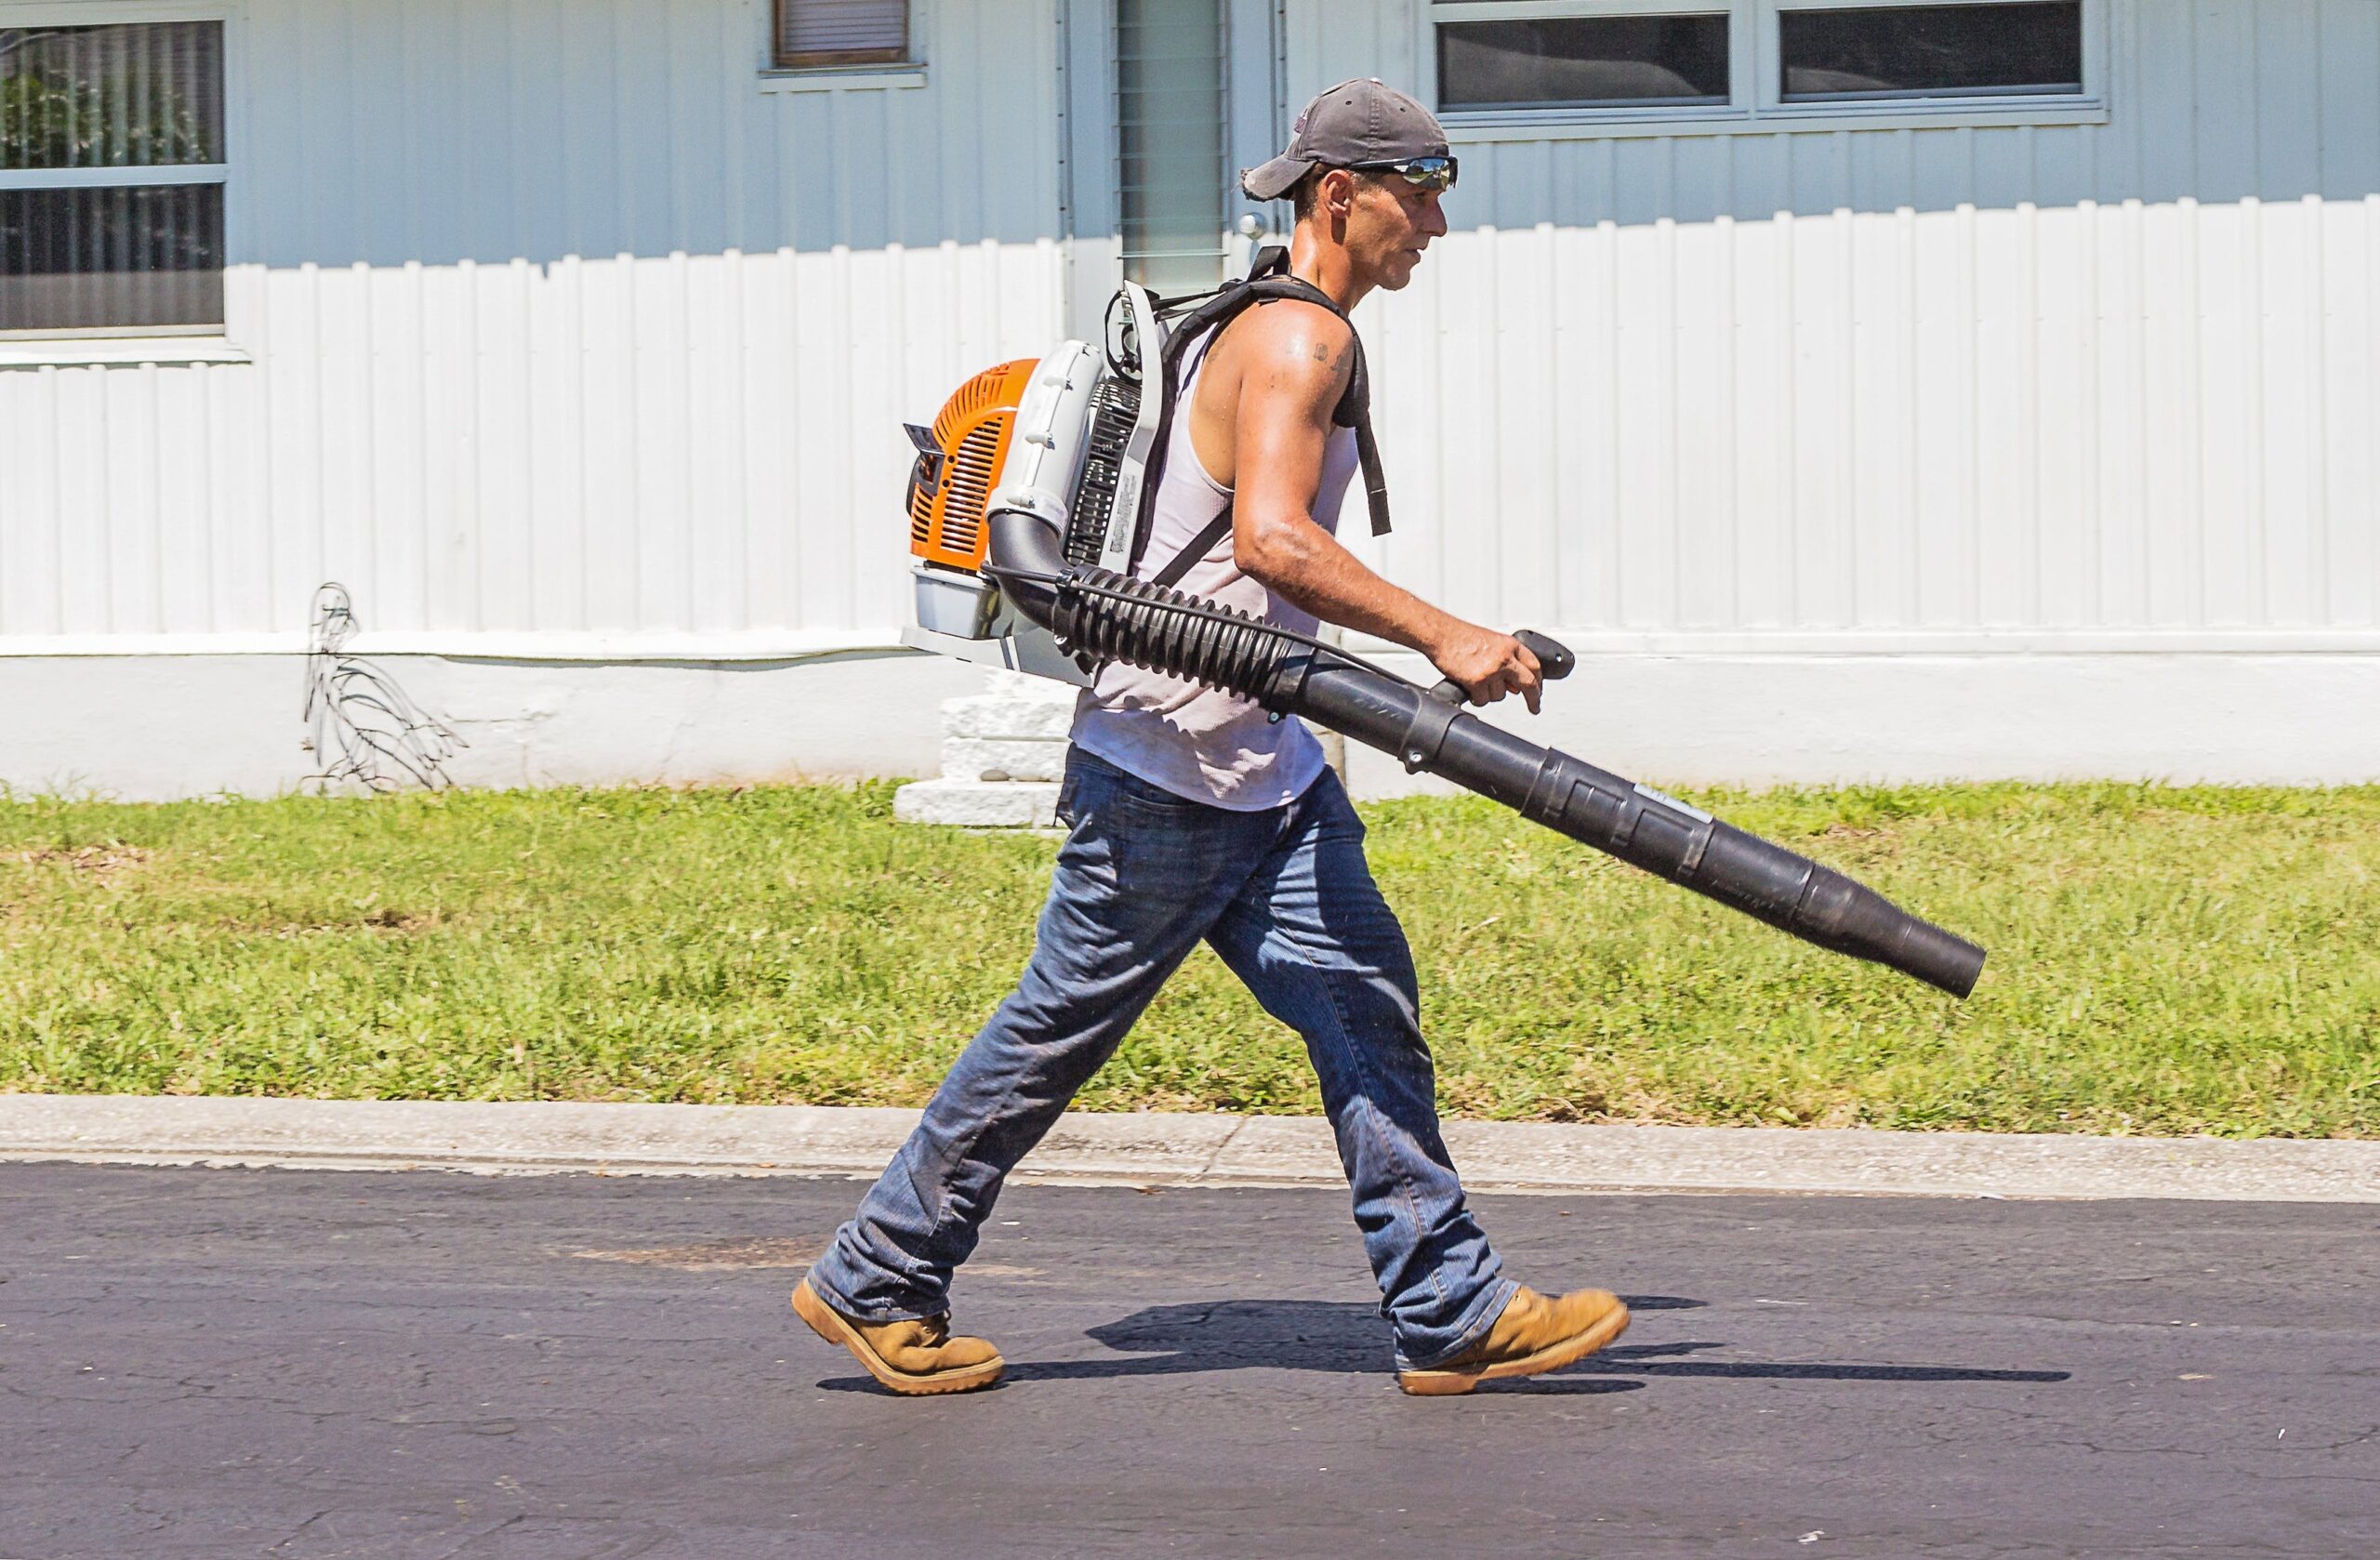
1134 248 1392 586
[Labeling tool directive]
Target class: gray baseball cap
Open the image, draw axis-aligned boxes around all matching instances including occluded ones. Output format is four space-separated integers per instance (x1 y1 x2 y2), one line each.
1240 78 1450 202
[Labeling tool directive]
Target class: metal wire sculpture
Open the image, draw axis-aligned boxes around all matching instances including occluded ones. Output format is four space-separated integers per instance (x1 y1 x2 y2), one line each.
300 582 465 792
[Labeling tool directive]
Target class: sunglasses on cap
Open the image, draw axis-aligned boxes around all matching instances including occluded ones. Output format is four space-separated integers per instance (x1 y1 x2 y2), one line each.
1349 154 1458 192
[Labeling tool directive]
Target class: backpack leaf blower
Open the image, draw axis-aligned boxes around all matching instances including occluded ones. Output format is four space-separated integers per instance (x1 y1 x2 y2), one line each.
898 253 1987 999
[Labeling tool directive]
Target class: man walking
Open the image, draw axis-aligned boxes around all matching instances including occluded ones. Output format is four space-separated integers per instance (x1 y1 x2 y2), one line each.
795 80 1628 1397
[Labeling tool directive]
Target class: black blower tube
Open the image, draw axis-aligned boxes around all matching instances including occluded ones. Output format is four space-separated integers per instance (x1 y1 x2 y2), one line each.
985 510 1987 998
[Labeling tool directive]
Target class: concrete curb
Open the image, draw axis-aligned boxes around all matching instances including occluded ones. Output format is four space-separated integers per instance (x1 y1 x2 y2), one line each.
3 1094 2376 1203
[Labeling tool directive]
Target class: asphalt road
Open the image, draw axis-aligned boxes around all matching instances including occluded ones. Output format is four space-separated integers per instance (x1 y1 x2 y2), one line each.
2 1164 2373 1559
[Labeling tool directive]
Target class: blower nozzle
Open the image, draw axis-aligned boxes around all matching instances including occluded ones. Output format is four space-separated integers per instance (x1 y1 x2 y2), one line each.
986 509 1987 999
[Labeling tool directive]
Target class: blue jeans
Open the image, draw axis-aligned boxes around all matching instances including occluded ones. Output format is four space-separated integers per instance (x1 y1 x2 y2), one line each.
806 747 1515 1370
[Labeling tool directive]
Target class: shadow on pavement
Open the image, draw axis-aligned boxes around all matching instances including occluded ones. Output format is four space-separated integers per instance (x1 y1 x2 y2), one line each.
813 1296 2068 1392
1580 1340 2070 1383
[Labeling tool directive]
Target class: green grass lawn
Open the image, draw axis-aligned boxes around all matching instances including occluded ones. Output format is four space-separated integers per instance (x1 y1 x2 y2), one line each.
2 780 2373 1136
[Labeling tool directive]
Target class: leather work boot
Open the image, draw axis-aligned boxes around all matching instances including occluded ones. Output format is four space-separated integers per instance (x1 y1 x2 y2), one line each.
792 1278 1005 1396
1395 1286 1630 1396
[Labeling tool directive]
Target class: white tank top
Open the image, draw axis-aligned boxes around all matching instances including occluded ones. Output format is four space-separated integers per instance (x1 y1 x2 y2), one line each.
1069 326 1361 810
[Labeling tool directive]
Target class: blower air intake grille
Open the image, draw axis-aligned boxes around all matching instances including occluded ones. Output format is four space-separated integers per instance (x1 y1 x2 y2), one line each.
938 422 1002 561
1064 374 1143 566
910 359 1035 573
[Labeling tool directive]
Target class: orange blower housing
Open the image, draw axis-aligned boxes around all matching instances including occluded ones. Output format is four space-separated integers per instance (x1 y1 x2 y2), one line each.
900 328 1142 684
906 359 1035 573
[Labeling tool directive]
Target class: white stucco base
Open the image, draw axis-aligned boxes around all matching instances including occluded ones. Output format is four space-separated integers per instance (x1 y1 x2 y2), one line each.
0 650 983 801
1 650 2373 802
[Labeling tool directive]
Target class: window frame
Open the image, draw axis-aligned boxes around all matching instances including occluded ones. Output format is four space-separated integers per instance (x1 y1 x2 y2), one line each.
1432 0 1757 130
1433 0 1752 121
768 0 916 77
1423 0 2107 140
0 0 241 349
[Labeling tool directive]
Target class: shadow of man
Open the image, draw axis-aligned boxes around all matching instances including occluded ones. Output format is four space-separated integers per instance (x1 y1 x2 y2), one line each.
817 1293 2070 1395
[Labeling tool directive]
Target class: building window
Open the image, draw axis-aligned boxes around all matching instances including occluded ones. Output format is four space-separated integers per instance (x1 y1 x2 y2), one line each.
1439 14 1731 112
774 0 908 70
1427 1 2096 128
0 20 225 336
1779 2 2082 101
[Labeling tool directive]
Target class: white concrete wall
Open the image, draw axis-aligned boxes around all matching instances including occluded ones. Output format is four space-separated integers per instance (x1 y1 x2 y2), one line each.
1341 649 2380 795
7 650 2373 801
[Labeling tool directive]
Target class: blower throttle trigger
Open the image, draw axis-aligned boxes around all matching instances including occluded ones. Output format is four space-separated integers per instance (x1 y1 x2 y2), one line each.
1425 628 1576 707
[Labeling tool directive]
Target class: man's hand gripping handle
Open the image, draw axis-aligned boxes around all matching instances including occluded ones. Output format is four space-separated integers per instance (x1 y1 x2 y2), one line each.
1425 629 1575 708
1397 630 1575 774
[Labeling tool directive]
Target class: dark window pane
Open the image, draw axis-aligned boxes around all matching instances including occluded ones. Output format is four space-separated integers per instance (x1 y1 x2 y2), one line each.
0 184 224 331
0 21 222 168
1780 3 2082 101
1439 16 1730 112
774 0 907 68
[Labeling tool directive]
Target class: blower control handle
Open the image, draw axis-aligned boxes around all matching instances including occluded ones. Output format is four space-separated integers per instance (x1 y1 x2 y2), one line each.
1426 628 1576 707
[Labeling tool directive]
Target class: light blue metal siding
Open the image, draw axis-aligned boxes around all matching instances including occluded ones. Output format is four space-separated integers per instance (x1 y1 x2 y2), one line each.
1303 2 2380 219
235 0 1064 266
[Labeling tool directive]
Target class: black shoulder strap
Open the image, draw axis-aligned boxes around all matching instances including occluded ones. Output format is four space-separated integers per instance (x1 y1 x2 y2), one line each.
1150 508 1236 592
1130 252 1393 585
1248 274 1391 547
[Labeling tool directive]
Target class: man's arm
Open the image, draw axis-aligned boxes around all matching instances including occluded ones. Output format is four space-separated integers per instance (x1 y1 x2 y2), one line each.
1225 305 1543 712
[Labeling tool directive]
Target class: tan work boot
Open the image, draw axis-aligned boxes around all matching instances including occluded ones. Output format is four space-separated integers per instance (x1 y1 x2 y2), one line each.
1395 1285 1630 1396
793 1278 1005 1396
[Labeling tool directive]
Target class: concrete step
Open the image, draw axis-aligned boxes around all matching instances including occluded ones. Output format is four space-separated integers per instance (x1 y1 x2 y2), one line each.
940 669 1078 741
938 736 1068 783
892 777 1062 827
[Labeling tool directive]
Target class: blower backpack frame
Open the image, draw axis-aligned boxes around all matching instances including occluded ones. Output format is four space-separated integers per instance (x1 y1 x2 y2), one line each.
901 248 1380 682
897 252 1989 999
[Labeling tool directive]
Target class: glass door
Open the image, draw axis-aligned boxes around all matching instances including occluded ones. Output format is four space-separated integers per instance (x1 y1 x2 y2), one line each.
1108 0 1285 297
1116 0 1228 296
1066 0 1280 326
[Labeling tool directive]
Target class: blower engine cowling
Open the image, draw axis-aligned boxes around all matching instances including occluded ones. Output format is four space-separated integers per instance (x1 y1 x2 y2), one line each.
906 357 1034 574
